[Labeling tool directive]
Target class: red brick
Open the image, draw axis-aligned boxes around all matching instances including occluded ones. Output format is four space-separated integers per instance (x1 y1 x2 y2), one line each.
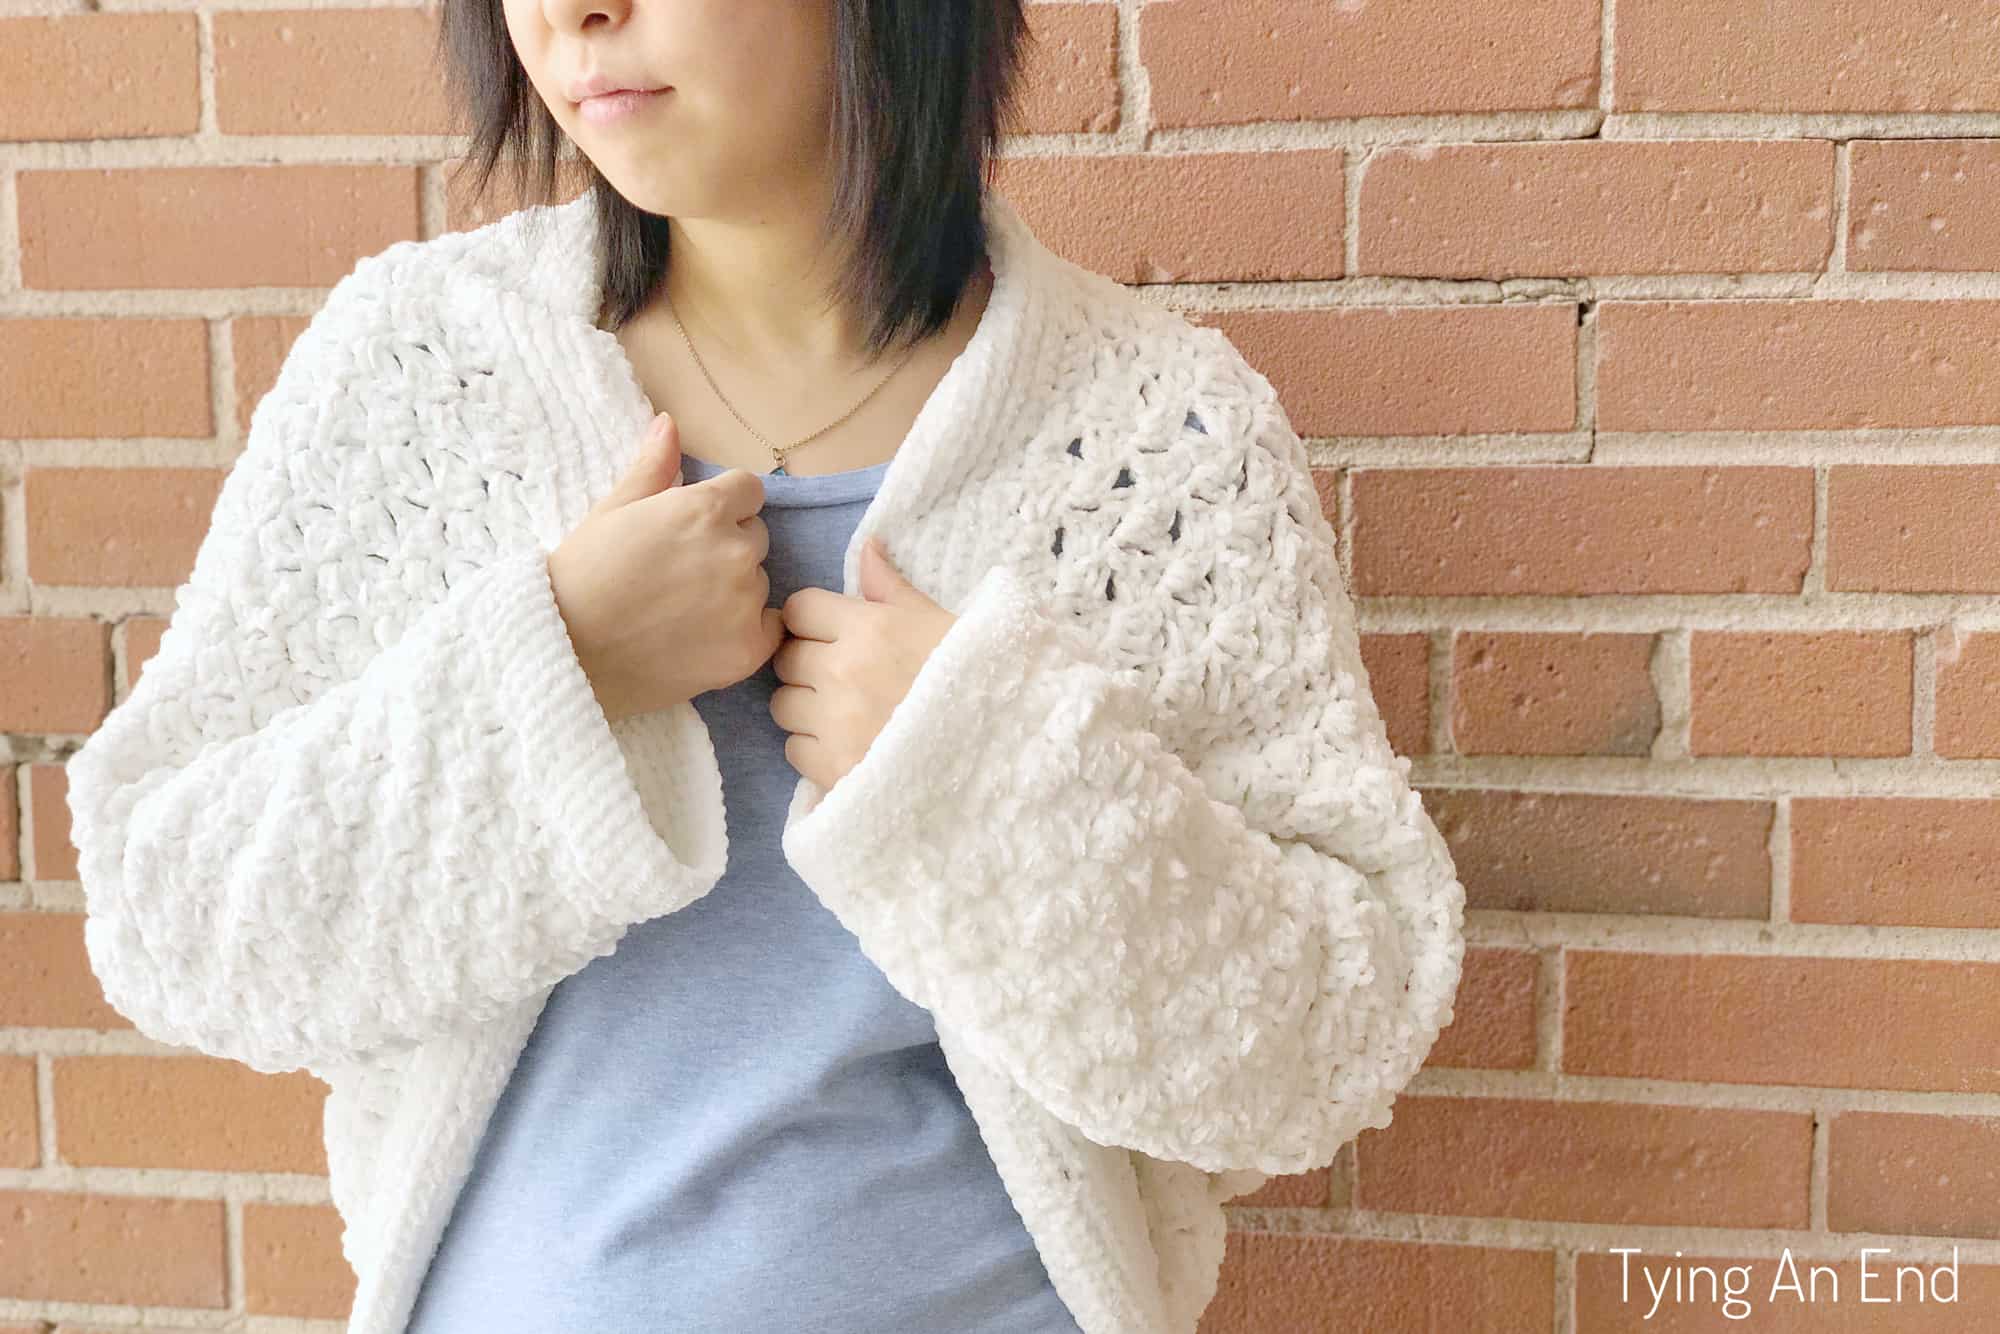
1351 467 1813 597
1616 0 2000 113
1016 2 1120 135
1690 631 1913 757
244 1201 355 1318
0 318 210 440
1565 951 2000 1094
0 15 199 142
55 1055 327 1174
993 151 1344 284
1424 946 1539 1071
1422 786 1773 919
1360 140 1834 279
1198 1231 1555 1333
1357 1095 1811 1228
1145 0 1599 126
232 314 315 435
1849 140 2000 273
1193 304 1575 439
19 165 422 290
1452 630 1660 756
1598 299 2000 433
0 1057 36 1169
0 1189 226 1307
1359 632 1430 757
28 763 77 882
25 466 227 589
1829 1111 2000 1240
1937 627 2000 758
215 9 455 136
0 616 110 736
1792 798 2000 929
1826 466 2000 594
0 912 127 1032
123 615 171 691
1231 1164 1330 1209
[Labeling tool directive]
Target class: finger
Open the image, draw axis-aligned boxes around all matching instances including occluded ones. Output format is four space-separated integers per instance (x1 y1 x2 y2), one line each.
769 682 818 737
741 512 771 564
656 411 683 488
782 729 824 781
770 633 834 686
592 413 678 514
708 467 768 522
635 459 766 524
779 585 851 643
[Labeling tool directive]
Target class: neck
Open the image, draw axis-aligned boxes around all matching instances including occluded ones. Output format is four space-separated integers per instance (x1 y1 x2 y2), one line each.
658 199 877 373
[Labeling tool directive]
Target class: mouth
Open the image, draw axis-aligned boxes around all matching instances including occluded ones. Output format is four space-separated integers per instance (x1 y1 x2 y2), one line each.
566 74 672 105
573 86 672 126
572 86 669 104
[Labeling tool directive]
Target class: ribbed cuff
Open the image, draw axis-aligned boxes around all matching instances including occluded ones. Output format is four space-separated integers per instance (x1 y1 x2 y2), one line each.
479 546 727 914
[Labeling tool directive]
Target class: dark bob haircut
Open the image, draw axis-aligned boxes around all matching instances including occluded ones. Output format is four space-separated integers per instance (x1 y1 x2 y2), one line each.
434 2 1036 360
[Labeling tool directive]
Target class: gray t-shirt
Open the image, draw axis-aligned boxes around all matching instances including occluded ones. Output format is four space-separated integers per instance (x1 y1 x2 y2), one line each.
403 450 1084 1333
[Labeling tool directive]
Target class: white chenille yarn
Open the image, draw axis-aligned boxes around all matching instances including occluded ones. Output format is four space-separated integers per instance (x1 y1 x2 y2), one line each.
66 186 1465 1334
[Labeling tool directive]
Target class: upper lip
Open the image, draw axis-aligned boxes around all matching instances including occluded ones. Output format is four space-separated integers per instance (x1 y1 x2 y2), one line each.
567 74 669 102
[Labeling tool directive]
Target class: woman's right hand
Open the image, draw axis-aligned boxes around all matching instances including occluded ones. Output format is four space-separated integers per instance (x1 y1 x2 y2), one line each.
549 411 785 725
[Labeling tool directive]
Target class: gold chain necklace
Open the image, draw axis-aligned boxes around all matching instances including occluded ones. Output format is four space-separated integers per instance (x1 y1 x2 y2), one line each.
662 279 920 474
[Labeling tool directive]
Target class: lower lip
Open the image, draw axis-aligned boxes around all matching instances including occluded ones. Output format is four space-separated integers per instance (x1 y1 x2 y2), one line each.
577 87 670 126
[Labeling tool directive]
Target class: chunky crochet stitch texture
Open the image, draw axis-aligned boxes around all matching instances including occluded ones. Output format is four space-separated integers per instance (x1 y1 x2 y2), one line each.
65 188 1466 1334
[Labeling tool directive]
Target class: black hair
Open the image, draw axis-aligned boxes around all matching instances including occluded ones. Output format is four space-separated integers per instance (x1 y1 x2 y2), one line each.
435 1 1035 358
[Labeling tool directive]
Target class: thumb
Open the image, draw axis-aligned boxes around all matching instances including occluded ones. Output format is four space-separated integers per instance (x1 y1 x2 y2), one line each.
595 413 682 514
857 533 931 608
758 604 787 660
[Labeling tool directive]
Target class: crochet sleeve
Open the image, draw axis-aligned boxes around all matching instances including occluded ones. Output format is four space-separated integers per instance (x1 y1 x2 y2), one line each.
781 367 1466 1178
64 261 727 1078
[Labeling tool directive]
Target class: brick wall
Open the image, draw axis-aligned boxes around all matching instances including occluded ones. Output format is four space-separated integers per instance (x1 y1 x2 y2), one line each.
5 1 1998 1329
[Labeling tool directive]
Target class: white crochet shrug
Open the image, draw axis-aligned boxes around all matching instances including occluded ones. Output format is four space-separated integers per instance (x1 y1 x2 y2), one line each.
65 186 1466 1334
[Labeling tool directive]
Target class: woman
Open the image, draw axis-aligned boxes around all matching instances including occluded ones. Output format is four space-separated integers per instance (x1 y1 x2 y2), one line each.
65 2 1467 1332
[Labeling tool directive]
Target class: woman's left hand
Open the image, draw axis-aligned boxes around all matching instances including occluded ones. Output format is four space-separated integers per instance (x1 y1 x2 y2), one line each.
771 534 958 792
